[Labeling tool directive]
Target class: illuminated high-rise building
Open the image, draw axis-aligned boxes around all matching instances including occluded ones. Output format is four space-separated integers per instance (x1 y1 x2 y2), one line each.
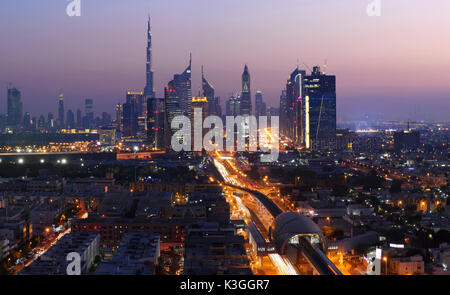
254 90 266 118
191 95 209 151
58 91 64 128
143 16 155 98
123 91 143 138
240 65 251 116
226 95 240 117
122 102 137 138
304 66 336 142
115 103 123 132
85 99 93 119
164 81 183 146
147 97 166 150
279 90 288 135
173 54 192 118
201 67 219 117
285 67 306 144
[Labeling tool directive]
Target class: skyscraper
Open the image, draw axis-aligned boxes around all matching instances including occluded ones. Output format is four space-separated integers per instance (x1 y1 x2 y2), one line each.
124 91 146 139
304 66 337 143
285 67 306 144
85 99 94 119
240 65 251 116
122 91 142 138
115 103 123 132
226 95 240 117
76 109 82 128
143 16 155 98
38 115 45 131
164 81 183 145
173 55 192 118
279 90 288 136
23 112 31 130
7 86 23 128
66 109 75 129
47 112 55 130
58 91 64 129
201 67 216 117
102 112 111 126
147 97 166 150
83 99 94 129
191 95 209 151
122 102 136 138
254 90 266 118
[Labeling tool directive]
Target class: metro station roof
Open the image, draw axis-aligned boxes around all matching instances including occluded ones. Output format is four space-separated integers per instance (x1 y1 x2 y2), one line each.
272 212 325 252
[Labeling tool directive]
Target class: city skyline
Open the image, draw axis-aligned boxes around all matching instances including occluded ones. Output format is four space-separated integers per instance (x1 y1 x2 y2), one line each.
1 0 450 122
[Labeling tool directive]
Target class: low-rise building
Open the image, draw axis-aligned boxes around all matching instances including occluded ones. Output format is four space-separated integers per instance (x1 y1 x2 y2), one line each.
95 233 160 275
21 232 100 275
29 200 63 236
184 222 252 275
0 238 10 260
389 255 424 275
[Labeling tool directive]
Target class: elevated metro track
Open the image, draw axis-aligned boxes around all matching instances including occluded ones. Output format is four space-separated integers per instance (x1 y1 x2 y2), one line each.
292 238 342 275
209 154 341 275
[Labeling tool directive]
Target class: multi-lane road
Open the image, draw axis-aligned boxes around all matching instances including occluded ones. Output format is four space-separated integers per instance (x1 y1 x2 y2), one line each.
11 228 71 275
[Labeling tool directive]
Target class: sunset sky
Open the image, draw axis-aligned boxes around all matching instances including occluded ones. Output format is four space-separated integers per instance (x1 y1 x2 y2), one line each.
1 0 449 122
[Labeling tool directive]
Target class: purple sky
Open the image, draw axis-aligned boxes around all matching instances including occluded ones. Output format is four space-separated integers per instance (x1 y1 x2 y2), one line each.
1 0 449 122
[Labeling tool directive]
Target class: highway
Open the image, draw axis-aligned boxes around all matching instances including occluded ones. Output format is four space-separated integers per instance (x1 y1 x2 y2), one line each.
209 150 341 275
12 227 71 275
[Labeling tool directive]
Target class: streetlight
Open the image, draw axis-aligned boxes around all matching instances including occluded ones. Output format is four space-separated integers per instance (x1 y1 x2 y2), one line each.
133 146 139 182
383 256 388 275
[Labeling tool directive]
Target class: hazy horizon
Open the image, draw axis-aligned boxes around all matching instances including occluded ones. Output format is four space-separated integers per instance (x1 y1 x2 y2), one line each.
1 0 449 122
